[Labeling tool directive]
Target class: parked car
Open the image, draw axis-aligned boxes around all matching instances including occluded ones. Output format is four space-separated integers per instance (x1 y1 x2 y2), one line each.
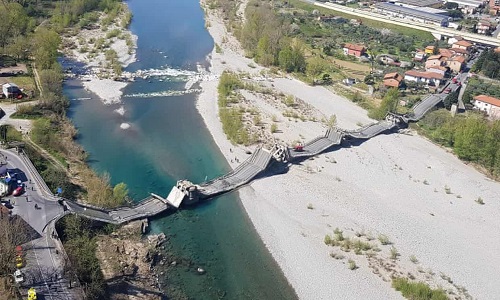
12 185 24 197
444 87 451 94
14 269 24 283
28 287 37 300
15 256 23 268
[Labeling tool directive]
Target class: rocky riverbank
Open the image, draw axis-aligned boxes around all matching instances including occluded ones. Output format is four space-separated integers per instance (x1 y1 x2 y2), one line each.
95 220 164 300
61 4 137 105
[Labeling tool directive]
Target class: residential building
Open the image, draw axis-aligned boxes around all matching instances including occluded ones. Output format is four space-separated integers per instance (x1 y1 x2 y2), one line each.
404 70 444 87
424 45 436 55
447 55 466 73
425 54 444 69
477 20 493 34
426 66 448 76
490 0 500 15
414 50 426 61
447 36 463 45
383 72 404 88
439 48 455 59
374 3 450 27
452 40 473 52
473 95 500 119
343 43 366 57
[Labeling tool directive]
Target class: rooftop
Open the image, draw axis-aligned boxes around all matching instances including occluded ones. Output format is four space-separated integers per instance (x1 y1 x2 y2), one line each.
454 40 473 48
375 3 450 23
393 0 442 7
427 54 442 60
405 70 445 79
474 95 500 107
343 43 366 51
445 0 483 7
451 55 466 63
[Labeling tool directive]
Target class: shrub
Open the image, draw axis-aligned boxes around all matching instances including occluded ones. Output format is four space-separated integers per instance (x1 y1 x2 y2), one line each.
270 123 278 133
324 234 332 245
390 247 399 260
475 197 485 205
444 185 452 194
392 277 448 300
378 234 391 245
307 203 314 210
409 255 419 264
348 259 357 270
334 228 344 242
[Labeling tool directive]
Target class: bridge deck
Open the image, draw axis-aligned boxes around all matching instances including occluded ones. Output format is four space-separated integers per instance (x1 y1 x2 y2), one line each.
345 120 397 139
405 94 445 122
289 129 343 159
65 195 169 224
197 147 273 198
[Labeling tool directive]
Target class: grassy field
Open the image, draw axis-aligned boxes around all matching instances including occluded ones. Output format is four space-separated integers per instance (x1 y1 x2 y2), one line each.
288 0 433 40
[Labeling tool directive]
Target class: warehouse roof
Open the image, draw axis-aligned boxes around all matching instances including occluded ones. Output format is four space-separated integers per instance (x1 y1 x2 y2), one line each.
375 3 450 23
393 0 442 7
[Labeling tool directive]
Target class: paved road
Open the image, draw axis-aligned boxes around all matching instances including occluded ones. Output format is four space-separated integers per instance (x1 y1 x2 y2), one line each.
1 149 78 300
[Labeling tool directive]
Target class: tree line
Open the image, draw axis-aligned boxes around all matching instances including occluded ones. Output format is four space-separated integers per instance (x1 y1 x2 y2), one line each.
472 49 500 80
419 110 500 178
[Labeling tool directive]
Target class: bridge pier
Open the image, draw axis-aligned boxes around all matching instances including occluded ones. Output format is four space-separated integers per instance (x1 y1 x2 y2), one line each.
175 180 200 205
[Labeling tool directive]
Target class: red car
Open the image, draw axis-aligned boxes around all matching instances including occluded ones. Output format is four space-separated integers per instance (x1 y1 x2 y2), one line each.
12 186 24 197
443 88 451 94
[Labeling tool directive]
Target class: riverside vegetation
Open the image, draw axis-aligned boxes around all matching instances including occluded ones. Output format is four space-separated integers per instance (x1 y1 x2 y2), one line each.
1 0 135 298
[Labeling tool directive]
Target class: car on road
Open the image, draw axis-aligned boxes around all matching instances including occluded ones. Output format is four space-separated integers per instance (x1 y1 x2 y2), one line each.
452 77 457 84
28 287 37 300
14 269 24 284
12 185 24 197
15 256 23 268
444 87 452 94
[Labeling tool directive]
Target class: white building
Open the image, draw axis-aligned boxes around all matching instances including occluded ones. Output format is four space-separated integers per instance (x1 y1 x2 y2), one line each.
473 95 500 119
405 70 445 87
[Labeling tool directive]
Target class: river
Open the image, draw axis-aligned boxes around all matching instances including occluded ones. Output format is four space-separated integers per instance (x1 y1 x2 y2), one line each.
64 0 297 298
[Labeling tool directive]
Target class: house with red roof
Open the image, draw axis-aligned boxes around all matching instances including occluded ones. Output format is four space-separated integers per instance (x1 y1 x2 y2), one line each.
447 55 466 73
343 43 366 57
383 72 404 88
452 40 473 52
473 95 500 119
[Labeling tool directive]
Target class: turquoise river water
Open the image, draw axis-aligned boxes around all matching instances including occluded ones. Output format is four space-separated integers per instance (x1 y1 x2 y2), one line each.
64 0 297 298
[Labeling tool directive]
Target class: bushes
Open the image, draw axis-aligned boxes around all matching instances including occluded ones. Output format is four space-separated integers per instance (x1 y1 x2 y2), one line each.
392 277 448 300
58 215 108 300
368 88 399 120
220 107 249 145
419 110 500 178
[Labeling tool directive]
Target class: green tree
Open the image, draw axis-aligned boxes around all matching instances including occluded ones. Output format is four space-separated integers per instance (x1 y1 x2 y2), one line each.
306 56 326 78
32 28 61 69
112 182 129 204
369 88 399 120
256 35 275 66
0 3 31 48
453 116 488 162
278 45 295 72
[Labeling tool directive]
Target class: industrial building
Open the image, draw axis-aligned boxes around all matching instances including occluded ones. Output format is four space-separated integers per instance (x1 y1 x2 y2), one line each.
392 0 443 8
374 3 450 27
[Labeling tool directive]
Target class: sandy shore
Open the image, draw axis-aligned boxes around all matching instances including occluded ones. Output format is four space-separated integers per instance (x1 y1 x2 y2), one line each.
196 1 500 299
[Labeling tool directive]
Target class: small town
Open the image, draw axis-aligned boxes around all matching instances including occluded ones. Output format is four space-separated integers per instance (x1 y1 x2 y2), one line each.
1 0 500 299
